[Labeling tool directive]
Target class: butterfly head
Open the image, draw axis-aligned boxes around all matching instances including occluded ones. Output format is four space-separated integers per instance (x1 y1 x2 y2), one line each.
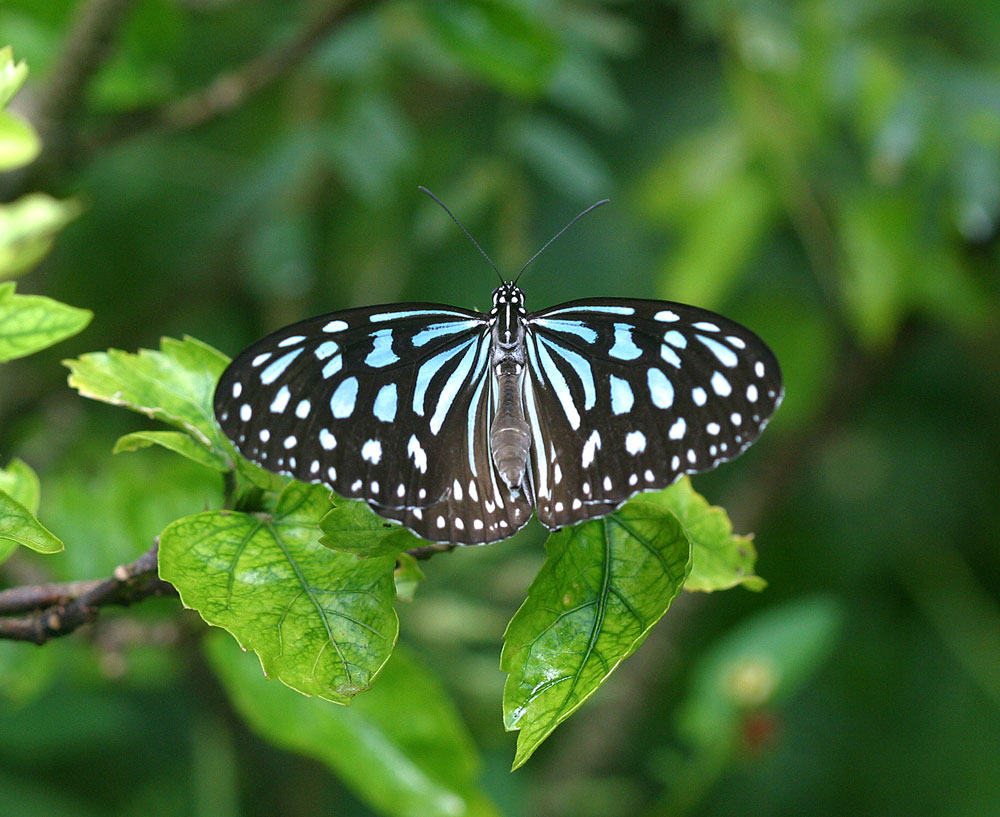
491 282 526 314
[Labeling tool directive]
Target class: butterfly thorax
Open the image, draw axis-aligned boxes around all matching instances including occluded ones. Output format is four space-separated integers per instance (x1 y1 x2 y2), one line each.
489 283 531 492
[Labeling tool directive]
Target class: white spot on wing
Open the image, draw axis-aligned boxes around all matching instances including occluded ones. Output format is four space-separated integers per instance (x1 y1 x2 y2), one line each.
625 430 646 454
647 368 674 409
319 428 336 450
609 375 634 415
711 371 732 396
581 430 602 468
609 324 642 361
407 434 428 473
361 439 382 464
323 319 348 333
654 310 680 322
270 385 291 413
669 418 686 439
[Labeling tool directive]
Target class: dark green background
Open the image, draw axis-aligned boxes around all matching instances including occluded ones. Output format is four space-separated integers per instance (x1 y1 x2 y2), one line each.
2 1 999 815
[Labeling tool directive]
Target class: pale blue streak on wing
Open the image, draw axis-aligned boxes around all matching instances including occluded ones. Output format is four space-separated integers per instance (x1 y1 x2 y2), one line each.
365 329 399 367
543 305 636 316
608 323 642 361
429 338 482 435
530 318 598 344
412 320 482 347
369 309 477 323
528 335 581 430
413 337 476 417
463 341 492 476
538 334 596 411
260 348 304 385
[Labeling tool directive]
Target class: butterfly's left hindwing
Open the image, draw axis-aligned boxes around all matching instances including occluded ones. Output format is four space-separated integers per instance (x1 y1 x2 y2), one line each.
524 298 783 529
214 303 532 544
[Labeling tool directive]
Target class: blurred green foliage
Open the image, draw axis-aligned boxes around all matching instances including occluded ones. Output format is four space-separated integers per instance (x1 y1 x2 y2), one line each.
1 0 999 816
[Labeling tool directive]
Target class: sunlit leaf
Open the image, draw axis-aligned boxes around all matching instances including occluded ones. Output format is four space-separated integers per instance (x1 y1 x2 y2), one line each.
0 111 40 172
0 488 63 563
0 46 29 108
206 633 498 817
502 500 691 768
159 482 398 703
65 336 231 453
646 478 765 592
0 194 83 280
0 457 40 514
114 430 229 472
0 282 92 361
320 499 423 557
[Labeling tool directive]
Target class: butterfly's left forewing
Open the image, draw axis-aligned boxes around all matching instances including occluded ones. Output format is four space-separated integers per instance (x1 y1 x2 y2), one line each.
524 299 783 530
214 304 532 545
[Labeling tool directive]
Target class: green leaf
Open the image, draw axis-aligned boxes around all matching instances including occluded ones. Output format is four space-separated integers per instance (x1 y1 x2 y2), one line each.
0 47 30 108
114 430 229 472
64 336 231 454
394 552 425 602
0 488 63 562
424 0 559 97
646 478 765 592
507 115 611 200
0 282 92 361
159 482 398 703
677 595 843 749
501 500 692 768
0 110 40 171
205 633 498 817
0 193 83 279
320 499 423 557
0 457 40 514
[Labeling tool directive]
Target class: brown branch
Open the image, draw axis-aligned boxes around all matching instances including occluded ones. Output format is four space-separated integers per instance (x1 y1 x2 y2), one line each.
90 0 369 150
0 542 175 645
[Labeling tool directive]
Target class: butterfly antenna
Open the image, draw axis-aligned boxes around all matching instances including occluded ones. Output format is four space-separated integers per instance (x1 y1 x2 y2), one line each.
514 198 610 285
419 186 504 285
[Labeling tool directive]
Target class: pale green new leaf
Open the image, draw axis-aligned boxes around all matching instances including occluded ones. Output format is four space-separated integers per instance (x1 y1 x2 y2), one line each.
0 282 92 361
0 111 40 172
0 193 83 279
0 457 40 514
501 500 691 768
0 47 29 108
114 430 229 472
206 633 497 817
159 482 398 703
320 499 423 557
647 477 765 592
394 552 425 602
65 336 231 454
0 488 63 563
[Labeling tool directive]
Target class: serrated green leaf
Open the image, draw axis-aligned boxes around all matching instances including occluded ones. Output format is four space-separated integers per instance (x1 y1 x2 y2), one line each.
0 488 63 562
159 482 398 703
646 478 764 592
677 595 843 748
114 430 229 472
64 336 231 455
0 282 92 361
394 552 425 602
320 499 423 557
0 47 29 108
0 193 83 279
501 500 692 768
206 633 497 817
0 457 40 514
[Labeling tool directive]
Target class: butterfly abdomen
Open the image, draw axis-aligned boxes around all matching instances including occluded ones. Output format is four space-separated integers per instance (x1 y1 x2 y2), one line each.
490 356 531 490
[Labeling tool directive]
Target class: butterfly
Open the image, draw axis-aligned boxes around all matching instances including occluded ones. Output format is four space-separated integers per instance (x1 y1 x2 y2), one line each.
214 198 783 545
